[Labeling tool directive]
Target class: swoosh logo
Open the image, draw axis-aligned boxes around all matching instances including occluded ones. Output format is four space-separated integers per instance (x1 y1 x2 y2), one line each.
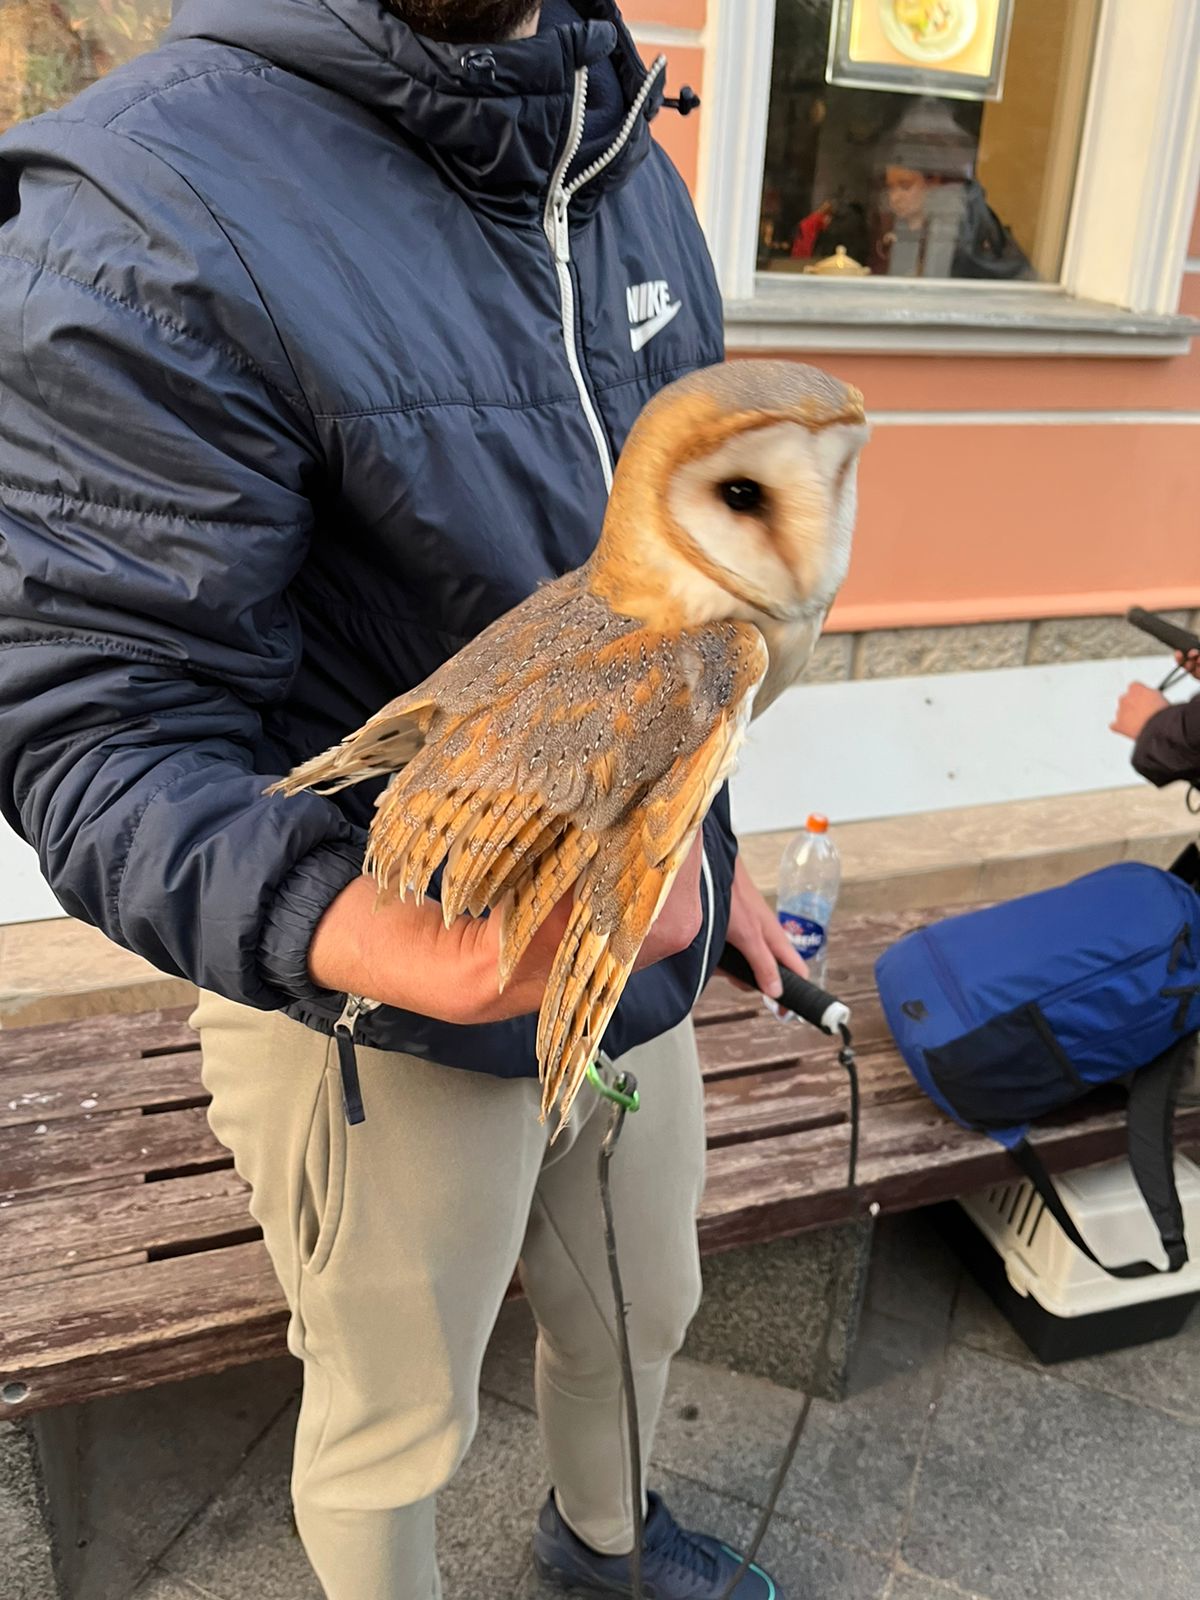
629 299 681 353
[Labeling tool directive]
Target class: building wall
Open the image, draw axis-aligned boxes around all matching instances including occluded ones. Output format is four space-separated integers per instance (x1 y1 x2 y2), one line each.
624 0 1200 652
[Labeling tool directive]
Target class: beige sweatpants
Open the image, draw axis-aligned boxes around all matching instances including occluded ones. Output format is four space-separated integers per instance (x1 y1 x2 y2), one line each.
194 993 707 1600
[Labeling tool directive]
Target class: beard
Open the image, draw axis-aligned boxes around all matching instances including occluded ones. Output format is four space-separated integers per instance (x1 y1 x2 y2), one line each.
383 1 542 41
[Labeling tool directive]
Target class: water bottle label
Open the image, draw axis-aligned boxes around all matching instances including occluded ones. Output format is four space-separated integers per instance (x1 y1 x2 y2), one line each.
778 911 826 961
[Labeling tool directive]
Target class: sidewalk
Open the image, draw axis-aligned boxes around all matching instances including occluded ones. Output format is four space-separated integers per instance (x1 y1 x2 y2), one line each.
69 1209 1199 1600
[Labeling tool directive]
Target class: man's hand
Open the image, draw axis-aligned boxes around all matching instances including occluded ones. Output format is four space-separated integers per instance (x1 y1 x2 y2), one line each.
1176 649 1200 684
1111 681 1169 742
307 834 705 1026
723 854 808 1000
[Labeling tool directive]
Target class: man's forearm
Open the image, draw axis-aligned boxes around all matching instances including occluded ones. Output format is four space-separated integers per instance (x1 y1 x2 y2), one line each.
308 876 496 1023
308 834 707 1026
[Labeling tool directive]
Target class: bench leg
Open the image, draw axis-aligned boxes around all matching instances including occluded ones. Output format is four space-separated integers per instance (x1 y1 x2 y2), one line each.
684 1219 875 1401
0 1413 77 1600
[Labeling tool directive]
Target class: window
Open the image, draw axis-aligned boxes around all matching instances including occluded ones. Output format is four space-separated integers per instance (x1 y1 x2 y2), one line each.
0 1 170 134
758 0 1097 285
700 0 1200 353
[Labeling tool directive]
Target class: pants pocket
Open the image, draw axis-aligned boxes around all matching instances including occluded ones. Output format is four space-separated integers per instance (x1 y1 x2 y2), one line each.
298 1061 348 1276
926 1002 1086 1129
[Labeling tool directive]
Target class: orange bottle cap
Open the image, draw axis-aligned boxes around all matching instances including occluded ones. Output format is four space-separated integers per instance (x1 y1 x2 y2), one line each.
807 814 829 833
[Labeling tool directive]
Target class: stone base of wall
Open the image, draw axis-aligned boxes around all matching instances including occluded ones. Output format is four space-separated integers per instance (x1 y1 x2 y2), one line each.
805 611 1200 683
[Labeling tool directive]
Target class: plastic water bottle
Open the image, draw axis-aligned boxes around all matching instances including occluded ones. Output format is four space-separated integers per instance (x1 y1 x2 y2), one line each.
777 814 841 985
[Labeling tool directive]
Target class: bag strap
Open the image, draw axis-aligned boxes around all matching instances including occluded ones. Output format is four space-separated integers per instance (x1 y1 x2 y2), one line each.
1011 1039 1190 1279
1125 1035 1192 1271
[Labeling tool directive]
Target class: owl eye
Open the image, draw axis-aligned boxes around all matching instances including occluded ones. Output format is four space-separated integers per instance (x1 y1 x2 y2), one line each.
718 478 766 514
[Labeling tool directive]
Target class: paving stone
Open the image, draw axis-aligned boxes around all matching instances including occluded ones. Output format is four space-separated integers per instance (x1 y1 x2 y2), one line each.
949 1274 1035 1365
655 1310 944 1556
864 1213 962 1334
889 1574 993 1599
162 1401 321 1600
437 1393 548 1600
129 1573 219 1599
1027 613 1191 665
904 1346 1200 1600
952 1271 1200 1423
853 625 1030 680
802 633 855 683
77 1357 300 1576
514 1467 890 1600
682 1224 874 1399
163 1387 546 1600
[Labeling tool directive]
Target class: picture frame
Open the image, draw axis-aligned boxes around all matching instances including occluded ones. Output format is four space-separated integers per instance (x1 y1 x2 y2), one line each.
827 0 1015 103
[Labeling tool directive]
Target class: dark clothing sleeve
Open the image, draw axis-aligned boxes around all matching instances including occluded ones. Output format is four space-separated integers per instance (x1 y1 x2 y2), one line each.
0 118 363 1010
1133 695 1200 789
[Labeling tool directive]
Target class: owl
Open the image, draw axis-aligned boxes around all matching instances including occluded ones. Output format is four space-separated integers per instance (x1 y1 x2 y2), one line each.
272 360 868 1124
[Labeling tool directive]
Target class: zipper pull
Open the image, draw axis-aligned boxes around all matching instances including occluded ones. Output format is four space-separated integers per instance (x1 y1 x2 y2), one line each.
334 993 377 1127
552 192 571 263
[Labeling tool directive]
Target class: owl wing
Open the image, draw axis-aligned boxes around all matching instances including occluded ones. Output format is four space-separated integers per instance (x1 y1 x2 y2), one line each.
272 579 767 1125
533 625 767 1127
269 570 595 800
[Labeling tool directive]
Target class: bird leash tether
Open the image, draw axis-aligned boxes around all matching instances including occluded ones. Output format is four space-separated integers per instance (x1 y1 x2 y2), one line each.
588 945 861 1600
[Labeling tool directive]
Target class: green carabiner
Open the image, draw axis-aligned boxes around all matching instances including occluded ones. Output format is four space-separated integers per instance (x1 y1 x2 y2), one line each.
586 1058 640 1113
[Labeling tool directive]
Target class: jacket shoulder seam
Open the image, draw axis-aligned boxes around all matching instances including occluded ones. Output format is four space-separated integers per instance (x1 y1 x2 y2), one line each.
0 475 310 530
0 249 306 412
94 60 273 132
0 633 295 692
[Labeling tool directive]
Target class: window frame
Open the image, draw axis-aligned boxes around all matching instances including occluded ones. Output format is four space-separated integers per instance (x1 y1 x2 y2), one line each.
695 0 1200 355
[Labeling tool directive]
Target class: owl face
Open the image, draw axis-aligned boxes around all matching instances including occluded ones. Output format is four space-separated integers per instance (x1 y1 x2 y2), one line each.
664 414 869 624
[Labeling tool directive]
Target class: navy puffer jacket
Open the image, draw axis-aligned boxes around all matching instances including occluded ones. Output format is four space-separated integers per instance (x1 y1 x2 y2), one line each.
0 0 734 1074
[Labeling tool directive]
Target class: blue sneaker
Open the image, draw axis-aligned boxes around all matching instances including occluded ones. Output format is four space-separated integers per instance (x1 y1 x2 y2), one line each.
532 1490 783 1598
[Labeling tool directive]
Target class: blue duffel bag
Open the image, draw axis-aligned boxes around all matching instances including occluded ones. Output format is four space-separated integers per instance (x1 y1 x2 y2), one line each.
876 861 1200 1278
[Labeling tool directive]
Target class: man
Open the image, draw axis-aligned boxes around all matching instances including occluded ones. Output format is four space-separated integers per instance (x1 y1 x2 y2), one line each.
1112 653 1200 789
0 4 804 1596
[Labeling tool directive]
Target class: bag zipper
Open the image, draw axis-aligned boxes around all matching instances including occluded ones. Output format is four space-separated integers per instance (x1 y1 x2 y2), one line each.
334 993 380 1126
920 927 975 1030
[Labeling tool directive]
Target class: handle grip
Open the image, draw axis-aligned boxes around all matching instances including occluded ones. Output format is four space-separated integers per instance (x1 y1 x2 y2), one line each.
719 944 851 1035
1127 607 1200 657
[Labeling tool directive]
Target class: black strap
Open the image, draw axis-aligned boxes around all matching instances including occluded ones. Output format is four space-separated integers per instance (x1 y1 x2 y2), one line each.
1169 840 1200 886
1124 1036 1192 1272
335 1024 367 1126
1011 1095 1187 1281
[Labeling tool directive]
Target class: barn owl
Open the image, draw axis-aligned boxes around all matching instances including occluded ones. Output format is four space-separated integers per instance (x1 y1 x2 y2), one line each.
272 361 868 1125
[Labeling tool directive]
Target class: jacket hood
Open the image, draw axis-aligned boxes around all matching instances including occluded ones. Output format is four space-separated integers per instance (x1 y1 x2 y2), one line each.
167 0 657 216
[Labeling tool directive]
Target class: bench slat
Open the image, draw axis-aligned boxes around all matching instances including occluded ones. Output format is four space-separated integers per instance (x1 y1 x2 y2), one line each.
0 1240 287 1415
700 1099 1200 1252
0 1107 227 1199
0 1168 254 1282
0 1008 196 1074
0 1049 206 1130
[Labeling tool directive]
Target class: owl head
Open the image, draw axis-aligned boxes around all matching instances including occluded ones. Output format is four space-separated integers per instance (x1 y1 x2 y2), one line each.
593 359 869 629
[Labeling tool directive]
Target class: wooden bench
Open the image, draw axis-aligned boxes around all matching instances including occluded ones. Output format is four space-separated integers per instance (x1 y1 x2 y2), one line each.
6 902 1199 1435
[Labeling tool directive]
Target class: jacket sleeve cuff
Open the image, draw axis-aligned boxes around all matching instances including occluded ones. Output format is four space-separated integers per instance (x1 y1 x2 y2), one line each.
257 836 367 1008
1132 702 1192 787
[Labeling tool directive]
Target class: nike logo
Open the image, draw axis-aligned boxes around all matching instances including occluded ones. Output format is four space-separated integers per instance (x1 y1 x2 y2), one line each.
627 278 682 353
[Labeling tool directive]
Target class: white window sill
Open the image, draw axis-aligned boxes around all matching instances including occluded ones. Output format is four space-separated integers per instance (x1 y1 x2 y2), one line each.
723 280 1200 358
